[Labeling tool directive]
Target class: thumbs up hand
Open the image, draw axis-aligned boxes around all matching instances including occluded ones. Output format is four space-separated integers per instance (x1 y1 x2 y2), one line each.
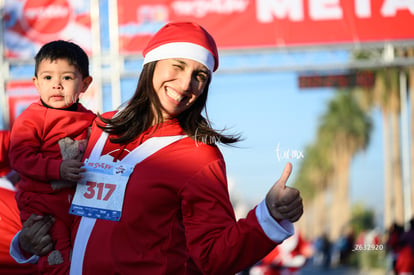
265 162 303 223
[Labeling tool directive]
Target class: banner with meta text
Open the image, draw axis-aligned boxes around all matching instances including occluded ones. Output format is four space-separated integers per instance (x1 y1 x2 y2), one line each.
117 0 414 53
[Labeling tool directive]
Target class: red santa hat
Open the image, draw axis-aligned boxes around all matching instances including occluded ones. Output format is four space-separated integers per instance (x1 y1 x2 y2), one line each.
142 22 219 72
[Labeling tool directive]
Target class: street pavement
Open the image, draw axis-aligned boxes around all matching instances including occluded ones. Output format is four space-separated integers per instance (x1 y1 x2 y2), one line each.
299 264 385 275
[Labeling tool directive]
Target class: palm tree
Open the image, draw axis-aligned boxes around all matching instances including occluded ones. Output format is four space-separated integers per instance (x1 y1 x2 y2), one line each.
355 68 397 227
318 92 372 239
293 140 334 239
362 67 403 225
352 70 394 228
351 47 404 228
387 68 404 224
293 91 372 240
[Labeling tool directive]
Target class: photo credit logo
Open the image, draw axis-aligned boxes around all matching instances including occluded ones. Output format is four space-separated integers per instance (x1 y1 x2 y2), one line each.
276 142 304 161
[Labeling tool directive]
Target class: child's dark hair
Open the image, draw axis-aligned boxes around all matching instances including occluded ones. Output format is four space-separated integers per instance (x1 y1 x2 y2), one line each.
34 40 89 78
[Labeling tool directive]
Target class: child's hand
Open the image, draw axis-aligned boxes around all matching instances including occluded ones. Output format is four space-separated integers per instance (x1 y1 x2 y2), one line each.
60 159 85 182
265 162 303 223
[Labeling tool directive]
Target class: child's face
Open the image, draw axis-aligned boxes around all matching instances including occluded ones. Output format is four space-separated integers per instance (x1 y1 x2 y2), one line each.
33 58 92 109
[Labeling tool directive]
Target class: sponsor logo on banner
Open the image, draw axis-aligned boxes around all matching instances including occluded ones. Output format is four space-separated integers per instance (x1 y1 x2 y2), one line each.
4 0 92 58
119 5 168 37
171 0 249 17
21 0 72 38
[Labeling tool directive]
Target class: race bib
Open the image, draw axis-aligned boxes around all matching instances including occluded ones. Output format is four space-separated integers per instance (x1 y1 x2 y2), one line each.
70 159 134 221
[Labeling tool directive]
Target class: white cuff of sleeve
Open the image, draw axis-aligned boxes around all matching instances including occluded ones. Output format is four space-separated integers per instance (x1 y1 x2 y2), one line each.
0 177 16 191
9 231 39 264
255 200 294 243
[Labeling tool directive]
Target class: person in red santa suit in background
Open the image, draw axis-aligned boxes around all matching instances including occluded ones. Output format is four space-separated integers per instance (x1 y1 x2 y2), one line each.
249 225 313 275
10 22 304 275
0 130 38 274
395 218 414 275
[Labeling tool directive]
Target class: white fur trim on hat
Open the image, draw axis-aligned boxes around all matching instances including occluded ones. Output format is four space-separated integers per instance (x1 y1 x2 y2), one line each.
143 42 215 72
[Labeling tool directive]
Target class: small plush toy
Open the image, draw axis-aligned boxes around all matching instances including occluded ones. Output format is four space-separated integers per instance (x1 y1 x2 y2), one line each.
51 137 87 190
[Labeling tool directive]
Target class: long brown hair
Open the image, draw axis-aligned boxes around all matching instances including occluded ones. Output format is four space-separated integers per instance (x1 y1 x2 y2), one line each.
98 62 241 145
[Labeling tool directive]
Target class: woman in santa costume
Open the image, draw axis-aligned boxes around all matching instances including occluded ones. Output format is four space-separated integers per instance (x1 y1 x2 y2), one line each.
11 22 303 275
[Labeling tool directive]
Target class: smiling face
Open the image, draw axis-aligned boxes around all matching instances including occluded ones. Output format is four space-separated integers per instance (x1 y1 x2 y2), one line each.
152 58 210 120
33 58 92 109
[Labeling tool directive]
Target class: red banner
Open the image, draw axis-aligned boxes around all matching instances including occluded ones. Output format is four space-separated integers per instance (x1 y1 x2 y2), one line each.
3 0 92 59
118 0 414 54
6 81 38 127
